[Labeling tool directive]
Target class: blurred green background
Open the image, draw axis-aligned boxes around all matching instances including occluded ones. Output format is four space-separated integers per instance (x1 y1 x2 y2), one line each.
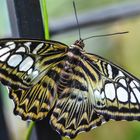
0 0 140 140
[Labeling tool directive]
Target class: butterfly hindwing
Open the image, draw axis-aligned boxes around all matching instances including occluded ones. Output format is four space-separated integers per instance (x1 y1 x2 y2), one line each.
50 54 106 138
84 53 140 121
10 69 59 120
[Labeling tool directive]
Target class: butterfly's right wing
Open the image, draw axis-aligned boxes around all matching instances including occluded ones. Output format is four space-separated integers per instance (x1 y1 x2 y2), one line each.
0 39 68 120
50 50 140 138
84 52 140 121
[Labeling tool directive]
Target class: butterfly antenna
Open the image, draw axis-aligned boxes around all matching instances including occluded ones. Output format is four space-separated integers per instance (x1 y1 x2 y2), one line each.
73 1 82 40
83 31 129 41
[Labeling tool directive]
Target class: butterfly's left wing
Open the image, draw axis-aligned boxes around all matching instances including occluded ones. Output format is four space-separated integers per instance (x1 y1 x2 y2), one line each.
84 52 140 121
0 39 68 89
0 39 68 120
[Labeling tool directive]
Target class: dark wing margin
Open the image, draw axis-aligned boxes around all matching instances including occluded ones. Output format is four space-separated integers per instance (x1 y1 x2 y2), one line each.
84 52 140 121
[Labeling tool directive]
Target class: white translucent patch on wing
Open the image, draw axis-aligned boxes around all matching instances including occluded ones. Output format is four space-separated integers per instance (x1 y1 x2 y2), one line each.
119 79 127 87
32 70 39 78
133 88 140 103
16 47 26 52
133 80 140 87
105 83 115 100
94 90 100 98
19 56 34 71
0 53 10 62
28 68 33 75
8 43 16 50
117 87 128 102
107 64 112 78
5 41 14 46
7 54 22 67
24 42 31 47
32 43 43 54
93 89 102 106
101 91 105 99
0 48 10 56
130 92 137 103
118 71 124 77
130 81 135 89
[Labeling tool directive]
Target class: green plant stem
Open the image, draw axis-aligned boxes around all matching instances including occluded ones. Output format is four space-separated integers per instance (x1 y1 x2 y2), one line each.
40 0 50 39
26 122 35 140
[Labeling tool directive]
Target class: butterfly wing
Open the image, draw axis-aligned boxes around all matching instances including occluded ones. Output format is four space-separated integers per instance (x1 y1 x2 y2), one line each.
0 39 68 89
50 50 140 138
0 39 68 120
50 55 106 138
84 52 140 121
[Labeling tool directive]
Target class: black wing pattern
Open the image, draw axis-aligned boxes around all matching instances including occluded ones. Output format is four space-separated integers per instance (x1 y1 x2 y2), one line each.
0 39 68 120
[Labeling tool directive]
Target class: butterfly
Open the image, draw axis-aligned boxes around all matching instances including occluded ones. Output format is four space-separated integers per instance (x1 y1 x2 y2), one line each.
0 38 140 138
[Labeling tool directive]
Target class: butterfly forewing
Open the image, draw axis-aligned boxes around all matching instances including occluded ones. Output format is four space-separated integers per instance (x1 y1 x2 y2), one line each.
84 53 140 121
0 39 68 89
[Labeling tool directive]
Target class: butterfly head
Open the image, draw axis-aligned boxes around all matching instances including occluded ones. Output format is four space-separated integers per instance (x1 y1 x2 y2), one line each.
74 39 85 49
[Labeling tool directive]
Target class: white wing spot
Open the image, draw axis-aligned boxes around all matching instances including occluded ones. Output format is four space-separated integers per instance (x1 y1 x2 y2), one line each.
117 87 128 102
5 41 14 46
130 92 137 103
32 70 39 78
105 83 115 100
133 88 140 103
94 90 100 98
32 43 44 54
0 53 10 62
133 80 140 87
19 56 34 71
94 90 103 106
16 47 26 52
28 68 33 75
24 42 31 47
0 48 10 56
101 91 105 99
8 43 16 49
118 71 124 77
119 79 127 87
130 81 135 89
8 54 22 67
107 64 112 78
